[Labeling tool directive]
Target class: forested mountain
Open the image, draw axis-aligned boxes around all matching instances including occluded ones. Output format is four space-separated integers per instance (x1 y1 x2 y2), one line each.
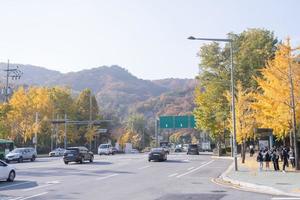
0 63 196 121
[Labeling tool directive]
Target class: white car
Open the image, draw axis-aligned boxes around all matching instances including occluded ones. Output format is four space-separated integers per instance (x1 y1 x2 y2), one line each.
5 147 37 163
98 144 113 155
0 160 16 182
49 148 65 157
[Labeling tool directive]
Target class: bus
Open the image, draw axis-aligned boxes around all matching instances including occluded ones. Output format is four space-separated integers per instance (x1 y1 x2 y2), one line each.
0 139 14 160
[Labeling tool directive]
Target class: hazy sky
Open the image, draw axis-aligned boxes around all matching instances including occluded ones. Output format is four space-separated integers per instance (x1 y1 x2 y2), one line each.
0 0 299 80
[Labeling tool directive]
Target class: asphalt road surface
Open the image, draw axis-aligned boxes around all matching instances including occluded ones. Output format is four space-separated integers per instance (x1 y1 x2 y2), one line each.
0 153 289 200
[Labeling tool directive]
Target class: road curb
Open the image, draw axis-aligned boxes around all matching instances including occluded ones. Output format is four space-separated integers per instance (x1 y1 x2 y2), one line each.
218 161 300 197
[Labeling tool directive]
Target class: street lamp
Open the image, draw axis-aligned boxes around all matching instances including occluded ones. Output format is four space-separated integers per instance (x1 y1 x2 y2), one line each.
188 36 238 171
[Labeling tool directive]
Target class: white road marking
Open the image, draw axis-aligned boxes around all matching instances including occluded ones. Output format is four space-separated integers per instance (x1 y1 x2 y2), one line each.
271 198 300 200
0 182 31 190
18 192 48 200
188 167 195 170
8 197 23 200
138 165 151 170
168 173 178 177
176 160 215 178
22 180 60 192
96 173 119 180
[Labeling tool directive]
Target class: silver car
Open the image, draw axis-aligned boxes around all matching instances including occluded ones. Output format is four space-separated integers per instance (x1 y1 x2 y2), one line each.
5 147 37 163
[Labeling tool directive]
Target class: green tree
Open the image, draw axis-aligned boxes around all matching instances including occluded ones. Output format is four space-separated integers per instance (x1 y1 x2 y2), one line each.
194 28 277 155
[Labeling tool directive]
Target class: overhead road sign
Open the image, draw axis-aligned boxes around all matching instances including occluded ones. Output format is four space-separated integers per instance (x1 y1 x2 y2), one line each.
159 115 195 129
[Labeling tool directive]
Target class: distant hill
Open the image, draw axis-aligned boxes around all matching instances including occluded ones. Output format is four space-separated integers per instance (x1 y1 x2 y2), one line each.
0 63 196 121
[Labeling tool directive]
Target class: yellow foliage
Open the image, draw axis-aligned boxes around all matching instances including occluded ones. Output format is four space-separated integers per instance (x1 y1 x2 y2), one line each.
253 39 300 139
226 82 256 144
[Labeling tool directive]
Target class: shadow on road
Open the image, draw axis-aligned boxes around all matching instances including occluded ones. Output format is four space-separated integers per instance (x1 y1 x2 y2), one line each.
0 180 37 191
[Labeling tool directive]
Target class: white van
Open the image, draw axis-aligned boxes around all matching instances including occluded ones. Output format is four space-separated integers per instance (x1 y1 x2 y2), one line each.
98 144 113 155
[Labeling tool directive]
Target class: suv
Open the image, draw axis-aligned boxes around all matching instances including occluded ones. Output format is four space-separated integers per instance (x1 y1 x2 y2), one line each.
63 147 93 164
5 147 37 163
187 144 199 155
98 144 113 155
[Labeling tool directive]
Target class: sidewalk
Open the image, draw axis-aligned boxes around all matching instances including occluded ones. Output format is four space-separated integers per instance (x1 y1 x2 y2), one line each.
219 154 300 197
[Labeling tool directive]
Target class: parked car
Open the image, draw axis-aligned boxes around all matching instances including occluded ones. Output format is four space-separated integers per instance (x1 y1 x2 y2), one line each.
63 147 93 164
0 160 16 182
49 148 65 157
187 144 199 155
5 147 37 163
98 144 113 155
174 147 183 152
148 148 167 162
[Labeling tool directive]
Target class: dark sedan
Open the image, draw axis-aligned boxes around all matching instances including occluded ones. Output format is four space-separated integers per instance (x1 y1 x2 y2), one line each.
63 146 93 164
187 144 199 155
148 148 167 162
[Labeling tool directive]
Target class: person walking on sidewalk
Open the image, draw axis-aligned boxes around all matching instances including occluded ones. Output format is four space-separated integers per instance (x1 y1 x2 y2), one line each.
282 147 289 173
264 148 271 170
272 149 280 171
289 148 295 168
257 150 264 171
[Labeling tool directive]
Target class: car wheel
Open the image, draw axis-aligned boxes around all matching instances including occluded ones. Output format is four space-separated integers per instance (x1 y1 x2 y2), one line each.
148 159 151 162
90 156 93 163
31 155 36 162
5 160 9 163
64 161 68 165
7 170 15 182
80 157 84 164
18 157 23 163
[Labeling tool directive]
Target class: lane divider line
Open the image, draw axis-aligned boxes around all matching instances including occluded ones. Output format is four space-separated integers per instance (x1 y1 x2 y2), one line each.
96 173 119 180
22 180 60 192
188 167 195 170
176 160 215 178
168 173 178 177
138 166 151 170
18 192 48 200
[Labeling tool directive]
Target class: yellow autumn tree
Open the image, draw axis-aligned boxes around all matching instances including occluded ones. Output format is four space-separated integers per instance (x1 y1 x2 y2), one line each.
253 39 300 142
7 87 53 142
226 82 256 163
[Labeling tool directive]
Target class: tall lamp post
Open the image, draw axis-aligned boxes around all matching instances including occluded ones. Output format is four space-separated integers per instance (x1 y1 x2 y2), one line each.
188 36 238 171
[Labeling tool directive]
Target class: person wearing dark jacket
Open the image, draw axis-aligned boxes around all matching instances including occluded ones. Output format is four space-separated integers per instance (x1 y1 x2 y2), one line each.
257 150 264 171
282 147 289 173
264 149 271 170
272 149 280 171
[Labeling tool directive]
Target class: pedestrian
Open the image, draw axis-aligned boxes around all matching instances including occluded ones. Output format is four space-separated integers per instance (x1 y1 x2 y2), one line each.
249 145 254 157
264 148 271 170
282 147 289 173
289 148 295 168
257 150 264 171
272 149 280 171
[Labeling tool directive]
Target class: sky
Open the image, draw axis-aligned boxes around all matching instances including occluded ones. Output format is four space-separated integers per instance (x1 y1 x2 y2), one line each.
0 0 299 80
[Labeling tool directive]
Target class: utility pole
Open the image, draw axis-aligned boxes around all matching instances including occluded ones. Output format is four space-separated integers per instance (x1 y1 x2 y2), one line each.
89 91 93 151
155 117 158 147
3 59 22 102
288 57 299 169
35 112 39 153
64 114 67 149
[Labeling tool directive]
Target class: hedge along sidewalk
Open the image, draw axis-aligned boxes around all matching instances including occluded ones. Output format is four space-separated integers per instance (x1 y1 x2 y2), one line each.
219 154 300 197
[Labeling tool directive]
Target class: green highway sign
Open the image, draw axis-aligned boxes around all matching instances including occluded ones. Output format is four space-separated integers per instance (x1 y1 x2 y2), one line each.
159 115 195 129
159 116 174 129
175 116 188 128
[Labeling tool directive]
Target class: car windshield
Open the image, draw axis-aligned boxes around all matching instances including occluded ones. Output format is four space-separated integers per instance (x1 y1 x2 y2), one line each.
189 145 198 148
11 149 24 153
151 148 163 152
65 149 78 154
100 144 108 149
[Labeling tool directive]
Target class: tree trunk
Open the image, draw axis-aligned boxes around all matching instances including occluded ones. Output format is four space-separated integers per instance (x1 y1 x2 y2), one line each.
241 140 246 163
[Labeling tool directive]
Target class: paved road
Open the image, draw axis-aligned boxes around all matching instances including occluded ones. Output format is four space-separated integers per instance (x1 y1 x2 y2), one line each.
0 153 288 200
